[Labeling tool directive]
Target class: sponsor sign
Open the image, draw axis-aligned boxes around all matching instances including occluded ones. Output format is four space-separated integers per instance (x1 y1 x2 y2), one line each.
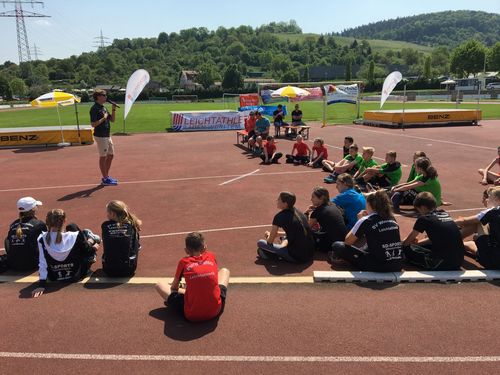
324 84 359 105
291 87 323 101
0 126 93 147
239 94 259 107
171 111 243 132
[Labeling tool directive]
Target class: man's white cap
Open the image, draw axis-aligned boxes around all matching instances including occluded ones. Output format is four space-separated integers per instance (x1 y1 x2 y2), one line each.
17 197 42 212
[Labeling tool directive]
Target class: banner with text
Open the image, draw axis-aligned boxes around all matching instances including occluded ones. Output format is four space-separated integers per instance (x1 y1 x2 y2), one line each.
171 111 243 132
324 84 359 105
260 89 286 104
239 93 260 107
238 105 287 117
291 87 324 102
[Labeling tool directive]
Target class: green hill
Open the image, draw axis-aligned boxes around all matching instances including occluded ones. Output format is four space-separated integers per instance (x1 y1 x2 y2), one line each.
339 10 500 47
275 33 433 54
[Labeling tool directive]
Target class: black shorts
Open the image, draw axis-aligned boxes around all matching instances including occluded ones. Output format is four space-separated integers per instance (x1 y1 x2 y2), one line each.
475 235 500 269
166 285 227 320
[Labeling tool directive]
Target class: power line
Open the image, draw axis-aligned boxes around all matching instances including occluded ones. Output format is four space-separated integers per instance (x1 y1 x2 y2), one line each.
93 29 110 49
0 0 50 64
32 42 42 60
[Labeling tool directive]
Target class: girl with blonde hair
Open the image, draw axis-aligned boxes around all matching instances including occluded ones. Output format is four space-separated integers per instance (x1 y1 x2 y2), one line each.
101 200 142 277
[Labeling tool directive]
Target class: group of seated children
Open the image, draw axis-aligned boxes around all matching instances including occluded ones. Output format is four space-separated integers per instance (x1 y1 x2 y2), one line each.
255 179 500 273
2 197 141 298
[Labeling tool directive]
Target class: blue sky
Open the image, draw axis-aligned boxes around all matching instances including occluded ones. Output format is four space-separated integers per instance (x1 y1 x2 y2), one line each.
1 0 498 63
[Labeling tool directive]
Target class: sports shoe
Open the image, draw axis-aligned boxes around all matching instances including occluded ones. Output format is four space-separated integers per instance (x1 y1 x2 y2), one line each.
257 248 270 260
101 177 117 186
324 175 336 184
107 176 119 184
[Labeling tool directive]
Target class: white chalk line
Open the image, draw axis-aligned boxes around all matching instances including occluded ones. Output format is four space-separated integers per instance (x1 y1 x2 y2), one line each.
0 170 321 193
348 127 497 151
141 224 268 239
1 352 500 363
325 144 408 167
219 169 260 186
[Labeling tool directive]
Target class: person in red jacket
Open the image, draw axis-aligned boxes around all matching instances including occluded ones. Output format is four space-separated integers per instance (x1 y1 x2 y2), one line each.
155 232 230 322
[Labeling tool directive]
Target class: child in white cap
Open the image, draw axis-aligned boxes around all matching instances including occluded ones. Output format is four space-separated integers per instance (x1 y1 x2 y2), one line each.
3 197 47 271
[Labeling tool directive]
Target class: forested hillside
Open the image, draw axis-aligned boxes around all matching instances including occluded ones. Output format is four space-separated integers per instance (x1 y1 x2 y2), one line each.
340 11 500 47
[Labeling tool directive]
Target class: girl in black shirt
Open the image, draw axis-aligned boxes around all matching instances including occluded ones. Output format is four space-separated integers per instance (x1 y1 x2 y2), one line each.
329 190 404 272
305 187 347 252
257 191 314 263
102 200 142 277
4 197 46 271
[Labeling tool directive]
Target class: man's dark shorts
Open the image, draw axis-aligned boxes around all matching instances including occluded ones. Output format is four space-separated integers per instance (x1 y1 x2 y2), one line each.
166 285 227 320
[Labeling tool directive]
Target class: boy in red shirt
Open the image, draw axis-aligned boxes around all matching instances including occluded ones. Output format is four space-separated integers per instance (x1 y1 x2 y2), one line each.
285 134 311 165
308 138 328 168
260 136 283 164
155 232 230 322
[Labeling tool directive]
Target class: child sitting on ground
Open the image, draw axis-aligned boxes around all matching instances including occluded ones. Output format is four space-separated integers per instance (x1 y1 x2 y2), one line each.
455 187 500 269
31 209 100 298
362 151 402 190
407 151 427 182
155 232 230 322
402 192 464 270
260 136 283 164
353 147 378 191
307 138 328 168
342 136 354 157
321 136 354 173
324 144 362 184
285 135 311 165
478 146 500 186
101 200 142 277
3 197 46 272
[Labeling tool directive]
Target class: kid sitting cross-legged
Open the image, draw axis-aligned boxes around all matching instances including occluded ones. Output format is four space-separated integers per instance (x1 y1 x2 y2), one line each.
362 151 402 190
307 138 328 169
353 147 378 191
260 136 283 164
155 232 230 322
285 134 311 165
324 144 362 184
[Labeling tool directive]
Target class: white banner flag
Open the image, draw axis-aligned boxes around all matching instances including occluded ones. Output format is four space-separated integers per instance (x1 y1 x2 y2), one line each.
380 71 402 109
124 69 150 120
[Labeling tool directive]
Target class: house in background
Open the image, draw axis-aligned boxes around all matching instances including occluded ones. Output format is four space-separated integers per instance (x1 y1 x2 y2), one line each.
179 70 202 91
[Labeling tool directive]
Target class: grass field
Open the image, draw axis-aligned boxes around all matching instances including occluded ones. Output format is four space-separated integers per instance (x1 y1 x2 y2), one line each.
275 33 434 54
0 100 499 133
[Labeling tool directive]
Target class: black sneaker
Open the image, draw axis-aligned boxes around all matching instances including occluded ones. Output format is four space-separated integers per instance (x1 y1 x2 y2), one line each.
257 248 270 260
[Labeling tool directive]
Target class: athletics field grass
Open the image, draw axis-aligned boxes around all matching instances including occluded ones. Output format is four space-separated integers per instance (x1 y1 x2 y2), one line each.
0 100 499 133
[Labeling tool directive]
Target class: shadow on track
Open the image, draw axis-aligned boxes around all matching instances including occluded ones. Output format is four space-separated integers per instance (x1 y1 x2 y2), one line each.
149 307 219 341
58 185 105 201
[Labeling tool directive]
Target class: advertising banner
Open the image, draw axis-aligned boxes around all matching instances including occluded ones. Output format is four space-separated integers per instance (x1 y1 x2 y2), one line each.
381 71 403 108
260 89 285 104
291 87 323 101
239 93 260 107
0 126 93 147
124 69 150 120
238 105 287 117
324 84 359 105
171 111 243 132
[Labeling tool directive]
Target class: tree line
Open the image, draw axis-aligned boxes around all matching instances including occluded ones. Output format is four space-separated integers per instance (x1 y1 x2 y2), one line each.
0 19 499 100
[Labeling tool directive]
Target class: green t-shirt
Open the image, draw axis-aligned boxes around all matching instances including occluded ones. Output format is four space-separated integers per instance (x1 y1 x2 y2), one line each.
358 158 378 174
407 165 418 182
414 175 442 205
380 162 402 186
344 154 363 166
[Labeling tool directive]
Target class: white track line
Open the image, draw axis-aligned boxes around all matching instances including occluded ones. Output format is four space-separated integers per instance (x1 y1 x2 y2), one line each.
219 169 260 186
0 170 321 193
1 352 500 363
348 127 497 151
141 224 269 239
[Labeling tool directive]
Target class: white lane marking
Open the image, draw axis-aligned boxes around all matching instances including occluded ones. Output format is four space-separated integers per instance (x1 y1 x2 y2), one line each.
1 352 500 363
219 169 260 186
325 144 408 167
0 276 314 284
0 170 321 193
348 127 497 151
141 224 269 239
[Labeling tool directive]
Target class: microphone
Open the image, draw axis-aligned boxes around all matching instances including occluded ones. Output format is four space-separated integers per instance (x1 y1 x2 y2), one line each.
106 99 120 108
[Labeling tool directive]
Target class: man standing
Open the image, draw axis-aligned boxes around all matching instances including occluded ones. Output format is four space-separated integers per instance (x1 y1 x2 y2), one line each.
90 89 118 186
